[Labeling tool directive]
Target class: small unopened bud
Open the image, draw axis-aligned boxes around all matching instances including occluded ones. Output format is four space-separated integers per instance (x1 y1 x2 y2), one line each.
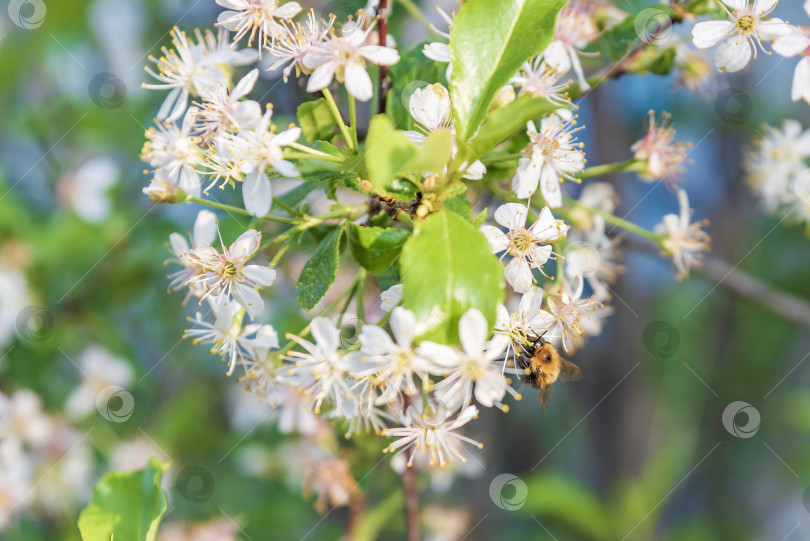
143 178 187 204
489 85 516 112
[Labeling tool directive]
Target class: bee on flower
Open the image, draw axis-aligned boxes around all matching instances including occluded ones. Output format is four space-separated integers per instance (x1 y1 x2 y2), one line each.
492 287 553 371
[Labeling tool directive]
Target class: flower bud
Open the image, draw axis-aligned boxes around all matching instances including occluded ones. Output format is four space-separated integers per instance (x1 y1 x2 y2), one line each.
143 178 187 204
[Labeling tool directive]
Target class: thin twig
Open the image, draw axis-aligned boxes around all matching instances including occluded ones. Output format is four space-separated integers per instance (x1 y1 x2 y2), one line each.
696 255 810 329
377 0 390 115
401 394 420 541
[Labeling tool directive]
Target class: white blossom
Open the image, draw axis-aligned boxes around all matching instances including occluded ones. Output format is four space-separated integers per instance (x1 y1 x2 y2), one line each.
303 17 400 101
418 309 516 411
480 203 569 293
631 110 692 183
185 299 278 376
187 228 277 319
382 403 482 467
512 114 585 206
493 287 553 370
691 0 791 73
64 345 134 421
654 189 711 280
194 68 262 138
143 27 256 121
167 209 218 295
542 5 599 91
216 0 303 55
279 317 361 415
222 107 302 217
773 2 810 103
141 107 204 197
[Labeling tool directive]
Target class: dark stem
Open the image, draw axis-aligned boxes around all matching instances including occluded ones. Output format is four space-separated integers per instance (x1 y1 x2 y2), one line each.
377 0 390 115
346 493 365 540
697 256 810 329
402 394 420 541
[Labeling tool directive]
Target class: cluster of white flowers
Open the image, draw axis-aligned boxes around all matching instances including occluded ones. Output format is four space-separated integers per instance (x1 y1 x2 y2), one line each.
746 119 810 228
141 5 398 214
0 388 93 531
147 0 714 482
692 0 810 105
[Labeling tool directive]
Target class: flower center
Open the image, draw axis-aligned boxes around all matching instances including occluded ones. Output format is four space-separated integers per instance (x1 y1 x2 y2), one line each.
220 260 239 278
510 230 533 254
737 15 755 34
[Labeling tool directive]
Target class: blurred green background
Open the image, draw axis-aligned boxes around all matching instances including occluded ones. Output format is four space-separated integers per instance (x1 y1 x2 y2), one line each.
2 0 810 539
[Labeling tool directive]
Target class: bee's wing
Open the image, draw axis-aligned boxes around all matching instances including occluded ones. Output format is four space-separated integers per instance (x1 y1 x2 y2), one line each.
559 358 583 382
539 384 553 413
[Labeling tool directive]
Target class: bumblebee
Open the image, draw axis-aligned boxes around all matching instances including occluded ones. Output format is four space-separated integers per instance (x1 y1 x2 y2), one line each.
516 333 582 413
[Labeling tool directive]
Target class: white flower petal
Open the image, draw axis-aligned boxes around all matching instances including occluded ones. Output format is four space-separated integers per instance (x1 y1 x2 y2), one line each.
512 157 542 198
714 37 752 72
307 61 337 93
691 20 733 49
344 62 374 101
229 229 261 260
311 317 339 353
243 265 276 286
479 225 509 254
243 170 272 217
504 257 533 293
493 202 529 230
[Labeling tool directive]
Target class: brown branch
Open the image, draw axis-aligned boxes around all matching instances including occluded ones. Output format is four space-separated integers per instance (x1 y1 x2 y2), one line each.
697 256 810 329
401 394 420 541
377 0 390 115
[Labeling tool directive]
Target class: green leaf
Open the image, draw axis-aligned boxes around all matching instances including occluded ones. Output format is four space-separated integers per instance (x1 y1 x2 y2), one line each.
399 210 504 343
78 459 169 541
443 193 473 221
449 0 568 141
402 129 454 174
521 472 611 541
348 224 411 275
275 181 319 209
353 487 404 541
365 114 417 191
464 96 560 162
297 226 343 310
297 99 337 143
627 46 677 76
585 14 637 62
473 208 488 228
